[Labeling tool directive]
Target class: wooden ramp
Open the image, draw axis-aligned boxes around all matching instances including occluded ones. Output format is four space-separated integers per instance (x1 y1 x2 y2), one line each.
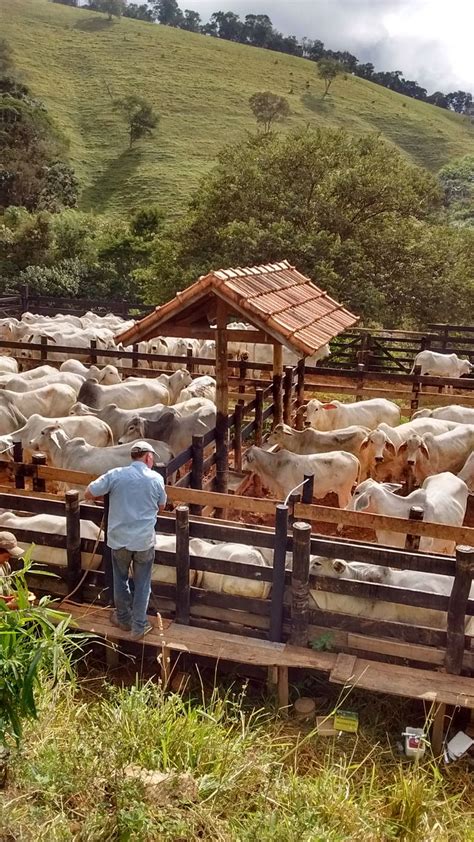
62 604 474 712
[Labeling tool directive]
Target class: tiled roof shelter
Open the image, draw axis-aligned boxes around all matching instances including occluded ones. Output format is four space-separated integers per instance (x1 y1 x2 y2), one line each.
116 260 358 357
116 261 358 496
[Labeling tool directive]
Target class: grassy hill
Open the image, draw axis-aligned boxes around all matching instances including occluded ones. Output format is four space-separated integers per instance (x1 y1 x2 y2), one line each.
4 0 474 218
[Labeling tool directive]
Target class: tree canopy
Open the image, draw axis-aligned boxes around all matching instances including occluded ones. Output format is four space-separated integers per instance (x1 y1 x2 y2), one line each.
113 95 159 147
248 92 290 133
139 127 473 326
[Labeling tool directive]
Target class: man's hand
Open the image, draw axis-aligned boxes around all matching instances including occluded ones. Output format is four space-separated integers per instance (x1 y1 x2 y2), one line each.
84 487 102 503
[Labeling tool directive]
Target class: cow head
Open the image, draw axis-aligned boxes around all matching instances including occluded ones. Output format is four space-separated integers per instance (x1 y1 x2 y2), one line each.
398 434 430 465
460 359 473 376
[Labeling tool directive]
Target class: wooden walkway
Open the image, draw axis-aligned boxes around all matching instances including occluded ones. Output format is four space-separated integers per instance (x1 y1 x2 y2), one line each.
62 603 474 714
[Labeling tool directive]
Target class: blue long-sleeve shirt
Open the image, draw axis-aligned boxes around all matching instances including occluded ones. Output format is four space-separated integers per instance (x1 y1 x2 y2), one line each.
88 461 166 551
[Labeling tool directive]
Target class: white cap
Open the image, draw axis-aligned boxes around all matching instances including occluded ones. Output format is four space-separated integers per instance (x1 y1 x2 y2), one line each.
130 440 157 456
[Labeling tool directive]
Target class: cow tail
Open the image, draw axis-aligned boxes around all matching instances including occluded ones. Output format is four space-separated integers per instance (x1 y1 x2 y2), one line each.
106 424 114 446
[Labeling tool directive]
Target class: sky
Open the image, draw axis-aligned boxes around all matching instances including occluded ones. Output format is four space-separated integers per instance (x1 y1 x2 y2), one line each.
189 0 474 93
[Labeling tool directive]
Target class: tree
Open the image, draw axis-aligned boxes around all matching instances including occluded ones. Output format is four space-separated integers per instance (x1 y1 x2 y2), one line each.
243 14 273 47
113 95 159 147
124 3 155 21
446 90 473 114
147 128 452 324
210 11 243 41
52 0 79 6
317 58 343 98
95 0 126 20
154 0 183 26
248 91 290 133
179 9 201 31
426 91 449 109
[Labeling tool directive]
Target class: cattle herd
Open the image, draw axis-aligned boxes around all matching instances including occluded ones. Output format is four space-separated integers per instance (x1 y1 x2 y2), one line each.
0 310 472 636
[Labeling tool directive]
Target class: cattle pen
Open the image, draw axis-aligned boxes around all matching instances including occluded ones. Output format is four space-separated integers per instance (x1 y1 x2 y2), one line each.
1 264 474 757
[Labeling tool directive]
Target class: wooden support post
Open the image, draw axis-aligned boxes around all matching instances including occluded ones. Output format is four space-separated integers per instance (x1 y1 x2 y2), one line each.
254 388 264 497
13 441 24 490
445 545 474 675
269 503 289 642
283 366 294 425
189 435 204 515
288 493 301 527
296 358 305 408
238 358 247 397
186 346 194 375
132 343 139 369
89 339 97 366
175 505 190 625
102 494 113 605
355 363 365 401
431 703 446 757
404 505 424 550
290 521 311 647
65 490 82 598
302 474 314 506
20 283 29 313
277 666 289 713
32 453 47 492
410 364 422 416
441 324 449 352
215 300 229 503
40 335 48 362
272 344 283 429
233 402 243 473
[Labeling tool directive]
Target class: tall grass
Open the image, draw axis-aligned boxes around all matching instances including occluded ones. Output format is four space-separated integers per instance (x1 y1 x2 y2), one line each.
1 678 472 841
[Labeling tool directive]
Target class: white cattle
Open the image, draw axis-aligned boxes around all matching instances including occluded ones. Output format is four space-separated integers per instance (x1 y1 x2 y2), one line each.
2 372 84 394
29 426 173 479
2 365 58 382
69 401 175 441
0 511 103 570
0 403 27 436
0 357 18 374
309 556 474 632
0 413 114 461
412 405 474 425
118 406 216 455
306 398 400 431
358 417 460 481
245 446 359 507
0 384 77 419
197 340 216 375
60 360 122 385
459 452 474 493
268 422 369 456
178 375 216 403
398 425 474 483
411 350 472 378
346 473 469 554
76 378 170 410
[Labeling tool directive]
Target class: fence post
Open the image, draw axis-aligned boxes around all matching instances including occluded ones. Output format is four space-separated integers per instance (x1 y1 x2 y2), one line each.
190 435 204 516
272 371 283 429
410 364 422 416
269 503 289 642
441 324 449 352
32 453 47 493
283 366 294 425
233 402 243 473
40 335 48 363
254 388 264 497
302 474 314 505
238 358 247 397
89 339 97 366
296 358 305 409
404 506 423 551
65 490 82 599
132 343 139 369
186 346 194 375
290 521 311 647
20 283 29 313
445 545 474 675
175 505 190 625
355 362 365 401
13 441 24 490
102 494 113 605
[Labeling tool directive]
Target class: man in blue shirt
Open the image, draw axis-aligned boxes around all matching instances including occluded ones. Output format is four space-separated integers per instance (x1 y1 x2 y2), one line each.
85 441 167 640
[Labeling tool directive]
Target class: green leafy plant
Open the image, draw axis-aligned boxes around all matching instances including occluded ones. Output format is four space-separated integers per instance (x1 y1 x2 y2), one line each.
0 549 87 753
310 632 334 651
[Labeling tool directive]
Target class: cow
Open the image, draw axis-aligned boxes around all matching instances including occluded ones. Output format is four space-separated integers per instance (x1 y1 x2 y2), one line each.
70 397 214 442
0 412 114 460
0 403 28 437
305 398 400 431
412 405 474 425
0 357 18 374
309 555 474 632
60 360 122 385
0 384 77 419
398 425 474 483
245 446 359 507
0 510 103 570
118 406 216 456
411 350 473 378
178 375 216 403
268 422 370 456
28 426 173 486
459 452 474 493
76 378 171 410
2 372 85 395
346 473 469 554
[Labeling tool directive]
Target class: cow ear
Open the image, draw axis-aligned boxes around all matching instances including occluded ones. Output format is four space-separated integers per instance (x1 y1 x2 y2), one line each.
360 436 370 450
322 402 337 410
398 441 408 454
386 441 396 456
354 493 370 511
421 443 430 459
51 430 61 448
333 559 346 574
384 482 403 493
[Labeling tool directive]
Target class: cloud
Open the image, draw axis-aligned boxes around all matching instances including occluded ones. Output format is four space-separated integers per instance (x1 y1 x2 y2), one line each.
188 0 474 92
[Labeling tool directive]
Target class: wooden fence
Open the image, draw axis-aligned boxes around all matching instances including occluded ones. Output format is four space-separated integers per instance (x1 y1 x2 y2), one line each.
4 484 473 675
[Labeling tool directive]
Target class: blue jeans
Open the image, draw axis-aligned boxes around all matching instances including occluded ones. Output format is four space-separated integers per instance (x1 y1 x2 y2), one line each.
112 546 155 635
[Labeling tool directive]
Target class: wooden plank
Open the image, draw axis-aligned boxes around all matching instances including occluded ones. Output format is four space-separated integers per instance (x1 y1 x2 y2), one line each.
165 485 277 515
38 465 97 485
330 653 357 683
296 502 474 545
